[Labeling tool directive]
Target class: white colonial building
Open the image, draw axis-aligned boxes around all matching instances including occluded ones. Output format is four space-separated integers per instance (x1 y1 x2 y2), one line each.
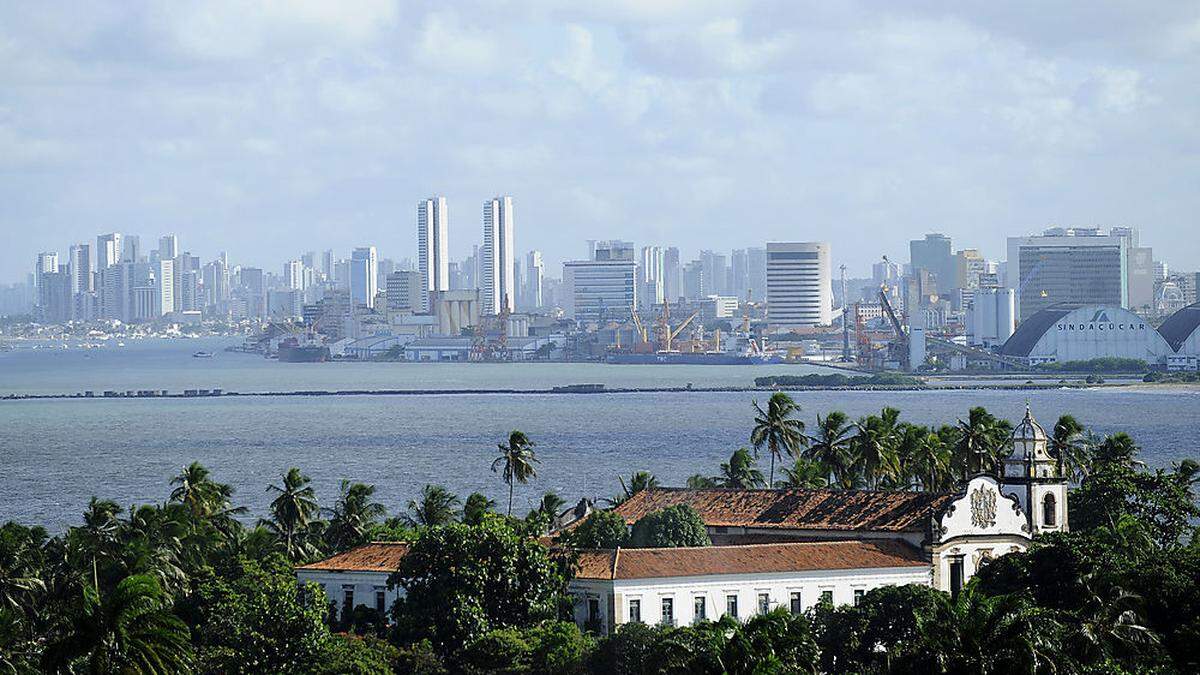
297 408 1068 635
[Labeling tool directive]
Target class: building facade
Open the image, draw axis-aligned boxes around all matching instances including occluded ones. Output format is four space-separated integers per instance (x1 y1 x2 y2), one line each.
418 196 450 313
766 242 832 328
481 196 515 315
1007 229 1129 321
562 260 637 323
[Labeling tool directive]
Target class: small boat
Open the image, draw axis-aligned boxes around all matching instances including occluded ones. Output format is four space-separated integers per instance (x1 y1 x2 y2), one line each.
192 351 214 359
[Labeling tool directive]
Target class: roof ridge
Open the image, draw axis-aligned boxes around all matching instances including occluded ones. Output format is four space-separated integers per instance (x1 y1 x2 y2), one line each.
640 486 949 497
620 540 879 553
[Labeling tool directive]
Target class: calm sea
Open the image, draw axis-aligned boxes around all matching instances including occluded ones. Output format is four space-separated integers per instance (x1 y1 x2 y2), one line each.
2 338 1197 531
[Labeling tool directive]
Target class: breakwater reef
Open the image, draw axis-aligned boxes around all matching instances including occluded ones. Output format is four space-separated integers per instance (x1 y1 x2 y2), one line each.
0 380 1153 401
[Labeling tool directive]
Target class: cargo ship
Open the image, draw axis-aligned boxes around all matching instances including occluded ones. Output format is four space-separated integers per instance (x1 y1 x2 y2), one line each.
277 335 331 363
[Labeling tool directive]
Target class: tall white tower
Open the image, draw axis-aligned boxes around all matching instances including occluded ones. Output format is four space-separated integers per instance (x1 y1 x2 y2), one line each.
418 197 450 313
482 196 515 315
1000 406 1068 535
525 250 544 310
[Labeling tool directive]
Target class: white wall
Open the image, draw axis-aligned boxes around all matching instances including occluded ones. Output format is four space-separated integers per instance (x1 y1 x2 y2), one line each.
569 566 931 635
295 569 401 617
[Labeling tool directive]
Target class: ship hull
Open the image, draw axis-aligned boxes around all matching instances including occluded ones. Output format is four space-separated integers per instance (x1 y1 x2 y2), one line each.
605 352 783 365
278 346 331 363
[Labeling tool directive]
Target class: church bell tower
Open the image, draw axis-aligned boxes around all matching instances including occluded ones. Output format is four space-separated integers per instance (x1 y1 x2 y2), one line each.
999 405 1068 534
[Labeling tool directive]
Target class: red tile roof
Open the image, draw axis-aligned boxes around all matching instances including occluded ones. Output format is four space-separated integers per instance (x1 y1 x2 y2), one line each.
296 542 410 573
613 487 951 533
573 540 928 581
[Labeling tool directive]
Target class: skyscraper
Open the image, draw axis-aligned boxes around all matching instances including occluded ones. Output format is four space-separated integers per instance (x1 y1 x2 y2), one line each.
68 243 92 295
524 250 544 310
746 247 768 303
121 235 141 263
156 258 175 316
158 234 179 261
96 233 122 270
418 196 449 313
640 246 665 308
481 195 515 314
350 246 378 309
284 260 303 290
766 242 833 327
909 233 955 295
34 252 57 304
663 247 682 302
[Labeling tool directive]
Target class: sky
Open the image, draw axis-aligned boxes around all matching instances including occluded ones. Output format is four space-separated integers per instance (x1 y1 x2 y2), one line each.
3 1 1199 283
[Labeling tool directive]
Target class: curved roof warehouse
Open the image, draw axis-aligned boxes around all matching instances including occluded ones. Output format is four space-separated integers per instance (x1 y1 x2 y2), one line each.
998 302 1200 369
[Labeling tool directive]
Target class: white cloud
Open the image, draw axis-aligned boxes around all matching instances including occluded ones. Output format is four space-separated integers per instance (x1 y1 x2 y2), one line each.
413 12 499 74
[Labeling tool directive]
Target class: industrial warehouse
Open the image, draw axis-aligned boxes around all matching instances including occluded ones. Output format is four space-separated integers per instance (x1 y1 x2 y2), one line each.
997 301 1200 370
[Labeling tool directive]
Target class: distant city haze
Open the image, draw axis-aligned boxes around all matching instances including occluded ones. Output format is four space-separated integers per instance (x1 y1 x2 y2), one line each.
3 2 1199 281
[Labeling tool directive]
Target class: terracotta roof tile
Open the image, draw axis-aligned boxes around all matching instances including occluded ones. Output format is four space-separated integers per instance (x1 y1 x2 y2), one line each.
613 488 951 533
296 542 410 573
573 540 928 581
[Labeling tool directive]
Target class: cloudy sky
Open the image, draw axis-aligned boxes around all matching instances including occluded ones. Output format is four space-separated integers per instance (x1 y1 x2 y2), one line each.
3 1 1199 282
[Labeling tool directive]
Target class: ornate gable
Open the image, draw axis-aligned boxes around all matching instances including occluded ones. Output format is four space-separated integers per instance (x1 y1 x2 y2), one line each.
935 475 1030 543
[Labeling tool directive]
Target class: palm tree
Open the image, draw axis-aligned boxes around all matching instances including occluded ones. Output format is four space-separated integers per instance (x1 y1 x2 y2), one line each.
932 585 1062 674
324 481 387 552
1066 573 1159 664
954 407 1011 479
76 498 122 592
898 424 953 492
777 457 829 489
686 474 717 488
717 448 766 488
492 430 540 516
607 471 661 506
263 467 321 559
169 461 215 515
44 573 192 674
854 409 902 489
462 492 496 525
750 392 807 487
1093 433 1141 469
403 484 461 527
806 411 856 488
1050 415 1091 483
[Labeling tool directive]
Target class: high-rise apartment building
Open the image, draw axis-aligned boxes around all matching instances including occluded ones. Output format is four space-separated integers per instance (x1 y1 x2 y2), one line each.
121 235 141 263
481 195 515 314
284 260 304 290
350 246 378 309
682 260 706 301
639 246 665 308
746 247 768 303
730 249 749 302
594 240 636 262
1111 227 1155 314
158 234 179 261
1007 229 1128 321
766 242 833 327
663 247 682 302
68 243 92 296
524 250 544 310
418 196 449 313
34 252 57 304
203 259 230 313
700 250 729 296
96 233 122 270
156 258 175 316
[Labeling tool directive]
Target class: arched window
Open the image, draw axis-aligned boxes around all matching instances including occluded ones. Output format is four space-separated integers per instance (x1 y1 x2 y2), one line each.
1042 493 1057 527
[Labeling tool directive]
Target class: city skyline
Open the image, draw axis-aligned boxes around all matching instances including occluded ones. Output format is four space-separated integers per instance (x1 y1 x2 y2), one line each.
4 3 1200 282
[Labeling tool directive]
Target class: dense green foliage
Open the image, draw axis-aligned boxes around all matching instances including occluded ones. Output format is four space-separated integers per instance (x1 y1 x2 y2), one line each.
1143 370 1200 383
754 372 923 387
560 510 629 549
628 505 711 548
1 410 1197 673
1035 357 1149 372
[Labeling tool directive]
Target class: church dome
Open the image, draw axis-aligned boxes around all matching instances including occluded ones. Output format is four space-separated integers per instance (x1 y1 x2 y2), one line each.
1007 405 1052 467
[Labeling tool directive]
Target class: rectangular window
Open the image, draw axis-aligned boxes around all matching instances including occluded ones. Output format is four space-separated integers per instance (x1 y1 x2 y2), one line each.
375 588 386 615
725 594 738 618
950 557 965 596
588 598 601 624
694 596 706 623
757 593 770 615
820 590 833 606
661 598 674 626
629 599 641 623
789 591 802 615
853 589 865 606
342 585 355 617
